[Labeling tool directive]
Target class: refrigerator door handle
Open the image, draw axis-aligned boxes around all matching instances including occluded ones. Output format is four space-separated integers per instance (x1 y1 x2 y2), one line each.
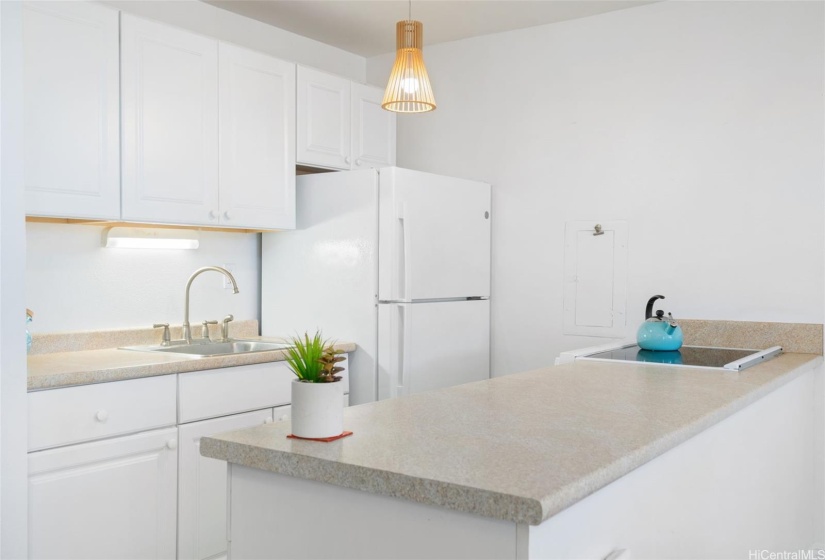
397 304 411 396
397 202 412 301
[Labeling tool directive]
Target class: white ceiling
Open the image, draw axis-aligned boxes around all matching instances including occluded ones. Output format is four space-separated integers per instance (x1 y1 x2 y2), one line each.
204 1 657 57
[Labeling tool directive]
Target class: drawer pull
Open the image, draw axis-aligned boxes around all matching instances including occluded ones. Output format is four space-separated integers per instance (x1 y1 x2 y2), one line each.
263 417 274 425
95 410 109 423
277 414 289 422
166 438 178 450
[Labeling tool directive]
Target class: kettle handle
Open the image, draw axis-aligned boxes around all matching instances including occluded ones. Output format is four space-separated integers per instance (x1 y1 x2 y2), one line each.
645 295 665 320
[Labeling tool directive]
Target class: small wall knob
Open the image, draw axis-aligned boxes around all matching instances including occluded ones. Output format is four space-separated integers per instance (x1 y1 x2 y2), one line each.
166 439 178 450
95 410 109 423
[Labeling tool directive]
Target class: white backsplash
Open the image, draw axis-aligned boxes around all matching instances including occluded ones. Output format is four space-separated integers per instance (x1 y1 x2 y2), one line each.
26 222 261 333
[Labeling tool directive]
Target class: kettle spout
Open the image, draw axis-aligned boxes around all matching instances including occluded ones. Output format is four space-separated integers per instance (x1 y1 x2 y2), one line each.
665 312 678 335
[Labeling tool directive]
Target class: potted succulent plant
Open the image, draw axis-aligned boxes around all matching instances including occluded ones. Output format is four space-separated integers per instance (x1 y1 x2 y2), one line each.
285 331 346 438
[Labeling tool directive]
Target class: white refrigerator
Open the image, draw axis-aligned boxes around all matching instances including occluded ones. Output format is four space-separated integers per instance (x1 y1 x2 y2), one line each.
261 167 491 405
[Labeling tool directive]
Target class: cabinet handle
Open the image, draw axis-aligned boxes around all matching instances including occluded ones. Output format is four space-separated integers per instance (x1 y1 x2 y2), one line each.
224 211 232 221
95 410 109 423
166 439 178 450
264 417 274 424
344 156 351 165
209 210 219 221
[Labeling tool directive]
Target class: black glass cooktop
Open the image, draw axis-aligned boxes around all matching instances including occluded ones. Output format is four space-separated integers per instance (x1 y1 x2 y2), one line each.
585 345 763 369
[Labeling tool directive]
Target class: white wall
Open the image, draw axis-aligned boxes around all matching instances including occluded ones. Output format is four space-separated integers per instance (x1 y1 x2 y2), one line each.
26 223 260 333
100 0 365 82
1 1 27 555
367 1 825 377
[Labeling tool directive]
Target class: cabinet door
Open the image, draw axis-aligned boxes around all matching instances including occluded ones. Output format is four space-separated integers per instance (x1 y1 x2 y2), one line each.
351 83 396 170
23 2 120 219
28 427 178 559
272 404 292 424
219 44 295 230
121 15 219 226
296 66 351 170
178 408 276 560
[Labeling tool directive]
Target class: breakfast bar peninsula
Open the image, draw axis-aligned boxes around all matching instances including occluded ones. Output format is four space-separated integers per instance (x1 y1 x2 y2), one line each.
201 353 822 559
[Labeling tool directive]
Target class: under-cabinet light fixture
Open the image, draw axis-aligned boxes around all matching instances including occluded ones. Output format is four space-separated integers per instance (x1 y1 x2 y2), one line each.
103 227 200 250
382 0 436 113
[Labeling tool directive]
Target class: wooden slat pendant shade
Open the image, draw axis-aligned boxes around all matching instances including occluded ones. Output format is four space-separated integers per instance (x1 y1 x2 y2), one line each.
382 20 436 113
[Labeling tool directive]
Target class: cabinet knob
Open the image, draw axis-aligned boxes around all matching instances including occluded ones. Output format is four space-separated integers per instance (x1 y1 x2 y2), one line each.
95 410 109 423
344 156 351 165
209 210 219 220
278 414 289 422
166 439 178 450
264 417 274 424
224 211 232 221
355 159 362 166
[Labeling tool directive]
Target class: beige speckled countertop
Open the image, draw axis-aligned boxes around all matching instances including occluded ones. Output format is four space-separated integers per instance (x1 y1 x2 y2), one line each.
201 352 822 526
27 339 357 391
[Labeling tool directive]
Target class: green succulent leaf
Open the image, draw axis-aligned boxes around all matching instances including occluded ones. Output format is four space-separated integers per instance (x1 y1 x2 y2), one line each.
285 331 341 383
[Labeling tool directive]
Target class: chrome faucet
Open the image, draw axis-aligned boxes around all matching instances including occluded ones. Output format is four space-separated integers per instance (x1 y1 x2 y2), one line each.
182 266 239 344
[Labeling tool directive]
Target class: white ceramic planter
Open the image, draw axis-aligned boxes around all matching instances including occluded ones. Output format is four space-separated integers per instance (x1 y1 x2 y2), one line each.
290 380 344 438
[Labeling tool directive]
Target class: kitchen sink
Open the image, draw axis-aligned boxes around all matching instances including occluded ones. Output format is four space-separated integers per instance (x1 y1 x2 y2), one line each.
121 340 293 357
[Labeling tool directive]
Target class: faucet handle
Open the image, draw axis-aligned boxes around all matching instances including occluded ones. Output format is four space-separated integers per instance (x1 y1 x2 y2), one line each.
220 315 234 342
153 323 171 346
201 320 218 340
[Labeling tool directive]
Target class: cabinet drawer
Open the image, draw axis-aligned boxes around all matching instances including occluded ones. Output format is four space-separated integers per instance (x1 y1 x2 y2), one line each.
28 374 177 452
178 359 349 424
179 362 292 423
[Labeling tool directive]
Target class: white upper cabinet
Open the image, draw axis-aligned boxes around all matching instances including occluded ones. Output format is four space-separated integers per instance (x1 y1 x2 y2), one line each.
219 44 296 230
351 82 397 170
23 2 120 220
297 66 396 171
297 66 352 170
121 15 220 226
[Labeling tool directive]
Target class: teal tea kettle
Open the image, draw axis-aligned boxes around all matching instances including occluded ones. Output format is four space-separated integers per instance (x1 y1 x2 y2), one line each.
636 295 683 351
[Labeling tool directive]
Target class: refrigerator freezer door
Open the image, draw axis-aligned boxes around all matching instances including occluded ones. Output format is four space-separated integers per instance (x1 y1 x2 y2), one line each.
378 168 491 301
378 300 490 399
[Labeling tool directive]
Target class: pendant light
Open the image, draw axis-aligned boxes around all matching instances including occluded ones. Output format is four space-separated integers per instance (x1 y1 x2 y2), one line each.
382 0 436 113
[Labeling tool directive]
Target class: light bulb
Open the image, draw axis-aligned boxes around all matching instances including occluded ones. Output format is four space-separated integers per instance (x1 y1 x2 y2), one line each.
401 77 420 94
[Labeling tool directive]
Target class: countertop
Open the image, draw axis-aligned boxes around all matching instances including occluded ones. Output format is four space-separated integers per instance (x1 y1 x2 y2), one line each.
27 339 357 391
201 352 822 526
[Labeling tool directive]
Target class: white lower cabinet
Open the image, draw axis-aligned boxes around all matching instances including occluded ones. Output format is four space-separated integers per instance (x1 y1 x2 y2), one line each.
28 356 350 559
28 427 178 559
178 407 288 560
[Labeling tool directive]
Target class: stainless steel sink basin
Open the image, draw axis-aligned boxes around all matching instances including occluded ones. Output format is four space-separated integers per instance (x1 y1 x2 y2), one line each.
121 340 292 357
